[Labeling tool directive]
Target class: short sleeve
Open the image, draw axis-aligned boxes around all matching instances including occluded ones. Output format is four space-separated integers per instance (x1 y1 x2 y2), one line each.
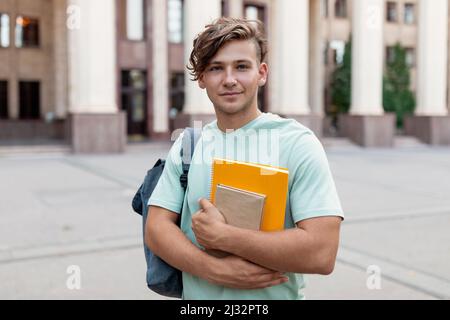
148 133 185 214
289 133 344 223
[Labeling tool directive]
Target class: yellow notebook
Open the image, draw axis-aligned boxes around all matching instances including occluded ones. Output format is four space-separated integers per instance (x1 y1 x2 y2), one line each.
210 158 289 231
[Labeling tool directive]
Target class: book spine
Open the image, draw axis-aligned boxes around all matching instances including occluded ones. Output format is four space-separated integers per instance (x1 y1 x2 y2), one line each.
209 162 215 203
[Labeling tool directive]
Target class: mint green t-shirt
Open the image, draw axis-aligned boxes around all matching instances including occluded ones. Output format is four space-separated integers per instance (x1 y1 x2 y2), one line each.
148 112 344 300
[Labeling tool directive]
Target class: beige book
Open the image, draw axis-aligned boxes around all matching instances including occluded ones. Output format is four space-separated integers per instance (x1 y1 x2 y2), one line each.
206 184 266 258
216 184 266 230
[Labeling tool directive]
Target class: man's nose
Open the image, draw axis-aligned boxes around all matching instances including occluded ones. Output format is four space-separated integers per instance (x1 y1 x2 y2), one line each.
223 68 237 87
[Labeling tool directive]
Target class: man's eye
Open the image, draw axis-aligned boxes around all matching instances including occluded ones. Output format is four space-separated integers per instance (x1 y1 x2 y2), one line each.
209 66 221 71
237 65 249 70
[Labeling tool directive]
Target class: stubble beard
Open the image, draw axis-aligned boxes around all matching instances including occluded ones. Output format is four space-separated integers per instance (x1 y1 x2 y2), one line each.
214 92 257 117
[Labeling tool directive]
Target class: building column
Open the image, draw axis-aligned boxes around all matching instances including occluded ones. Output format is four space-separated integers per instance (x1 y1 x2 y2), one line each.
53 0 68 120
341 0 395 147
271 0 322 136
309 0 325 117
67 0 126 153
405 0 450 145
228 0 244 18
151 0 170 139
8 0 18 120
174 0 221 129
448 1 450 116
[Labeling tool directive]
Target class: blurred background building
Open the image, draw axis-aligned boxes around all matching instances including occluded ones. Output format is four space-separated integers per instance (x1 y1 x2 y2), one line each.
0 0 449 152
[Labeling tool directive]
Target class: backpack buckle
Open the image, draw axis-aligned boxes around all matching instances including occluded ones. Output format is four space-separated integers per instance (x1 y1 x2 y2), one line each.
180 173 188 189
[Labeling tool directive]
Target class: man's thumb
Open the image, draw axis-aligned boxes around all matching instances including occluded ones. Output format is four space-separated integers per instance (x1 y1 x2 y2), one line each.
198 198 214 211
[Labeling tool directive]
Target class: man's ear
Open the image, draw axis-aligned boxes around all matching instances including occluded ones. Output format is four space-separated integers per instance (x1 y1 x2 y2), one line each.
198 73 206 89
258 62 268 87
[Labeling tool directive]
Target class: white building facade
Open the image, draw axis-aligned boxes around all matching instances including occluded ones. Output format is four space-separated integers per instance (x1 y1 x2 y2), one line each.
0 0 449 152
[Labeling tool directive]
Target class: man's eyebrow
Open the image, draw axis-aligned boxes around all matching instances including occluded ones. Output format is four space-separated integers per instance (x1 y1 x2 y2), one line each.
209 59 253 65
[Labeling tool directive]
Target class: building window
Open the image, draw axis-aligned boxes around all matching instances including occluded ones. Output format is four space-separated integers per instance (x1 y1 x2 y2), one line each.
386 2 398 22
170 73 185 114
168 0 183 43
15 16 39 48
244 3 267 111
126 0 145 41
0 81 7 119
404 3 415 25
405 48 415 68
19 81 40 119
0 13 10 48
245 3 267 23
221 0 229 17
330 40 345 65
121 70 147 135
386 46 415 68
245 5 259 20
386 46 396 64
334 0 347 18
244 5 266 30
322 0 329 18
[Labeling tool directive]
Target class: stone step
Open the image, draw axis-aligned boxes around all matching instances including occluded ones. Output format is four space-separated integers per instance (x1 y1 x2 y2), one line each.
322 136 430 149
393 136 428 148
0 144 71 157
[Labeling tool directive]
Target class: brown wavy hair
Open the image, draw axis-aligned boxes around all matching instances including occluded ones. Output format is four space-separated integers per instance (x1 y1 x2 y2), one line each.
187 17 268 81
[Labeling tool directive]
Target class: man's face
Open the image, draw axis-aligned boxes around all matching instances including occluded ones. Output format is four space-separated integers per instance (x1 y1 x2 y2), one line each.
198 40 268 116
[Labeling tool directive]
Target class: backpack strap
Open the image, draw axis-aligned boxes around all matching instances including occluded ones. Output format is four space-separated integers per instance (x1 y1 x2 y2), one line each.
180 127 201 189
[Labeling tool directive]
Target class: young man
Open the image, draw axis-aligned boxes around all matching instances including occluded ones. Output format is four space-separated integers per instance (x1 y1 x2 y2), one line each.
146 17 344 300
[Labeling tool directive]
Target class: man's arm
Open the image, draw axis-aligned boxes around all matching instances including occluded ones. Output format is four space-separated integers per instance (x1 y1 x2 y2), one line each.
192 199 342 275
145 205 289 289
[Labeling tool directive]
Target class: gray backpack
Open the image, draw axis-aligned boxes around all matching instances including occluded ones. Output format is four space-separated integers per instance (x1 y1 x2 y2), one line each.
131 127 201 298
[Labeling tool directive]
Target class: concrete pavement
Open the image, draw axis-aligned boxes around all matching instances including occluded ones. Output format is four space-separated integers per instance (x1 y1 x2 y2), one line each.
0 137 449 299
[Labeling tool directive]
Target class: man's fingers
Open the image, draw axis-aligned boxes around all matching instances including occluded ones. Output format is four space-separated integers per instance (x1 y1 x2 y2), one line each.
262 277 289 288
192 208 204 216
256 273 288 283
216 275 289 290
198 198 214 211
234 273 288 289
248 264 281 275
236 258 281 275
238 277 288 290
253 277 289 289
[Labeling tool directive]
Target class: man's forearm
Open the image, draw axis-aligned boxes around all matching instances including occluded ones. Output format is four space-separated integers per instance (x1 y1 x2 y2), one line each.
217 225 333 274
146 220 217 281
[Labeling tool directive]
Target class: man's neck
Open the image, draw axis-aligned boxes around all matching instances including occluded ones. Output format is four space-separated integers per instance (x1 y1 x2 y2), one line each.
216 107 262 133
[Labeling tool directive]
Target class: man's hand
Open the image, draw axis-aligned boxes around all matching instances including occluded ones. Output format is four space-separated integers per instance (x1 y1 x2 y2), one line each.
192 199 289 289
192 198 227 250
207 255 289 289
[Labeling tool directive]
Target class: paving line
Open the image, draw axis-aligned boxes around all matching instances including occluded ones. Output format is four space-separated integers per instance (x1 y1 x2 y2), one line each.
0 236 142 265
61 158 140 189
338 246 450 299
345 207 450 224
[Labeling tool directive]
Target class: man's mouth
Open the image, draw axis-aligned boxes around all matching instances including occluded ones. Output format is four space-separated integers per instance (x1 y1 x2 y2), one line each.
220 92 243 96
